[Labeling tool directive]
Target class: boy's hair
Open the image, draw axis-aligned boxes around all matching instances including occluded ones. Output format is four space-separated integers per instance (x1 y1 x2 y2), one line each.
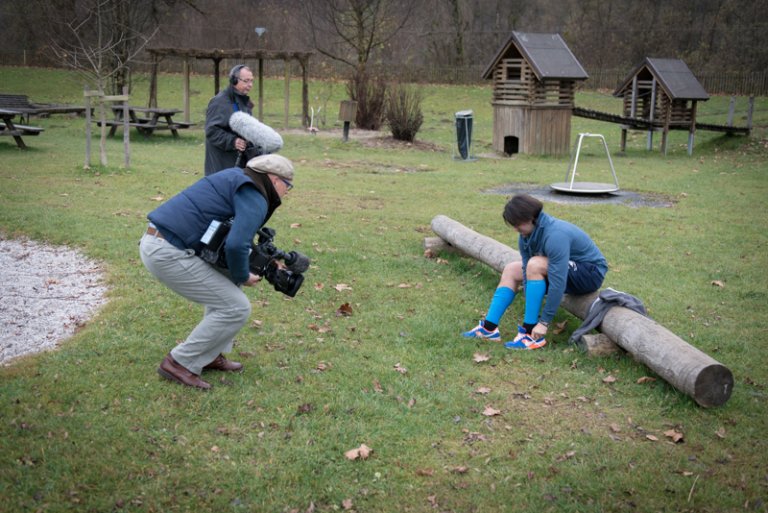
503 194 543 227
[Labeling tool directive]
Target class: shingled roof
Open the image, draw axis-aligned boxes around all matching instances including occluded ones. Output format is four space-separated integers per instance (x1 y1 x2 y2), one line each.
482 31 588 81
614 58 709 100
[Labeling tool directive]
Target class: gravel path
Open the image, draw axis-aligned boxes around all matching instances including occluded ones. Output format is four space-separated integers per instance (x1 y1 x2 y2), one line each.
0 237 108 366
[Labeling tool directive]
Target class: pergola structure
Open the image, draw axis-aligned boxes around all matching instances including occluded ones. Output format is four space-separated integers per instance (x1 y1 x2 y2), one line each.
146 48 313 128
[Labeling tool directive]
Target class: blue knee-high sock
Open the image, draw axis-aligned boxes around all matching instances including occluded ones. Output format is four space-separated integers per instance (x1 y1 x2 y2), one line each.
523 280 547 325
485 286 515 326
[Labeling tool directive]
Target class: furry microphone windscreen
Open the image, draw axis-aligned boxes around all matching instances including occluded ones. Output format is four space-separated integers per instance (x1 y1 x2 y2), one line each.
229 112 284 154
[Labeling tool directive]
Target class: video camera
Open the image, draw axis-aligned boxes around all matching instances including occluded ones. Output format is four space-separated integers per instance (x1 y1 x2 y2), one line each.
199 220 308 297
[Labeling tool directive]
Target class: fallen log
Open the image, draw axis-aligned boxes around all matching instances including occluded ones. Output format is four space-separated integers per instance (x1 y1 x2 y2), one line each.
430 214 734 408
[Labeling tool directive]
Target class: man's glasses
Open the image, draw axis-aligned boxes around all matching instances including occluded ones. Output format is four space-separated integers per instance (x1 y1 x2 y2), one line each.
239 78 254 84
280 177 293 191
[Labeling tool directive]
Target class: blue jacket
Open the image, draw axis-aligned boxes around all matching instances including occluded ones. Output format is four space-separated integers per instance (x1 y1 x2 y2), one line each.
148 168 268 284
519 212 608 323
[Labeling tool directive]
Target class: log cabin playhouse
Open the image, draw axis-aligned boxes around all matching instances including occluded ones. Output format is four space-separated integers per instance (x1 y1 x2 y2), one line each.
482 31 588 156
613 57 709 155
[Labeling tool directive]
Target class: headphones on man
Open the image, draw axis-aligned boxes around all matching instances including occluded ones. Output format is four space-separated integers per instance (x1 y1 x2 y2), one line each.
229 64 246 86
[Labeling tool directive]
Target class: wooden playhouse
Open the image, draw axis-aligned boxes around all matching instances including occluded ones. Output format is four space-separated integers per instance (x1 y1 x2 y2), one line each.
482 31 588 156
613 57 709 155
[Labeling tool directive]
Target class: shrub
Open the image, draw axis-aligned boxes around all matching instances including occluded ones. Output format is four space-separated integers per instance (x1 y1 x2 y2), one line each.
347 70 387 130
386 83 424 142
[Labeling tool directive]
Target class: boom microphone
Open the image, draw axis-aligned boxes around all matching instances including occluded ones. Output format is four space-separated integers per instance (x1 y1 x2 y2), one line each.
229 112 284 154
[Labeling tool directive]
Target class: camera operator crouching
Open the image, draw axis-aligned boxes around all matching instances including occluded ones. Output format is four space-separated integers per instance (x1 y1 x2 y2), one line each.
139 154 298 390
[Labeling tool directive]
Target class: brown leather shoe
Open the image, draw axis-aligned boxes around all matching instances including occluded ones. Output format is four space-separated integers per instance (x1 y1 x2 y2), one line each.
203 354 244 372
157 353 211 389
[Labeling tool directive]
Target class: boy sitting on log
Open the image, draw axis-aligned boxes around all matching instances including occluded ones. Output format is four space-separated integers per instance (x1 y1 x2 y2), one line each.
462 194 608 349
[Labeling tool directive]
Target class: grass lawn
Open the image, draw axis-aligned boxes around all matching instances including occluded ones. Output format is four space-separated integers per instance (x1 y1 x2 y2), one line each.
1 66 767 512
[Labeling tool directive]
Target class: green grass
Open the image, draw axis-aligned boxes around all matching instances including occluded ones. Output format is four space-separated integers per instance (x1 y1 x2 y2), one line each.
1 66 767 512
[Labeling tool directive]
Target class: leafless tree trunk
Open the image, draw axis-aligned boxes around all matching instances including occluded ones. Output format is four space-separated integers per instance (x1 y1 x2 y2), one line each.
305 0 417 73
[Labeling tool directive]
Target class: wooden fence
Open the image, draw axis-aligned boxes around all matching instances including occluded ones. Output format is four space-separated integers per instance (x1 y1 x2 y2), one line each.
1 50 766 96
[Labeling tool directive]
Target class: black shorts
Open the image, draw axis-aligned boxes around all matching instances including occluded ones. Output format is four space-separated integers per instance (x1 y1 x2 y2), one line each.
564 260 605 295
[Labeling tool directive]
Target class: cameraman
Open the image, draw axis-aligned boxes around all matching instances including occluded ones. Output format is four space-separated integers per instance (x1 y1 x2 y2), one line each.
139 154 295 389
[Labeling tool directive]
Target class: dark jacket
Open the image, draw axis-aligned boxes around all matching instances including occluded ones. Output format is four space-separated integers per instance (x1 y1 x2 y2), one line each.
204 86 252 176
569 288 648 344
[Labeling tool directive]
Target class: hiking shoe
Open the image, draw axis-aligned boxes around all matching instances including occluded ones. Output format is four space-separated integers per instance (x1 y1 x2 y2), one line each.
504 326 547 350
461 321 500 341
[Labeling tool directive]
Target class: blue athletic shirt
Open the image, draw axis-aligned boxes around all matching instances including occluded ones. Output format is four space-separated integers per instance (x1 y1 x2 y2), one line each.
518 212 608 323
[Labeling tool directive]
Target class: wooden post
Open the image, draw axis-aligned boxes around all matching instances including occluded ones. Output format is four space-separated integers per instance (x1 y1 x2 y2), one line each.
84 85 92 169
213 58 222 95
727 96 736 126
688 100 698 156
647 78 657 151
258 57 264 121
339 100 358 142
301 57 309 128
183 57 191 123
284 59 290 129
149 55 158 108
429 214 734 407
122 86 130 168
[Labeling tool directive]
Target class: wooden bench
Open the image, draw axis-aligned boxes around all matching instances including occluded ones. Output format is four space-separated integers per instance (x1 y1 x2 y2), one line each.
0 93 87 123
0 109 45 149
0 123 44 135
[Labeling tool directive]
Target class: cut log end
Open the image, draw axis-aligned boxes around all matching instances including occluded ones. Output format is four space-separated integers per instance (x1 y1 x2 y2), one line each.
694 364 735 408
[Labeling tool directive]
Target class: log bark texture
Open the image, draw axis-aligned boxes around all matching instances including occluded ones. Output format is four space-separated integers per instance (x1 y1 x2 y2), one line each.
430 214 734 407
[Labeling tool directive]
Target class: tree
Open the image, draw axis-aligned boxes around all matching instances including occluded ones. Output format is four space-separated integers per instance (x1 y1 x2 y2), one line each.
305 0 417 74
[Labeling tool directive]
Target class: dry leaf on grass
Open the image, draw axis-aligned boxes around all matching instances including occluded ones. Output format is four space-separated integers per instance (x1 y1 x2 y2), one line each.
393 363 408 374
664 429 685 443
552 320 568 334
482 405 502 417
637 376 656 384
473 353 490 363
344 444 373 461
336 303 353 316
334 283 353 292
602 375 618 384
475 387 491 395
711 280 725 288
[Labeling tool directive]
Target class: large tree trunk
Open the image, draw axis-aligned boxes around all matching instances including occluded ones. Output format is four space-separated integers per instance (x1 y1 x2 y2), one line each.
430 215 734 407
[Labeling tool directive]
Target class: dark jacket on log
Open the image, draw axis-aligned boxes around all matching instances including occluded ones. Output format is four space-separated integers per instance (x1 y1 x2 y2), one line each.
569 288 647 344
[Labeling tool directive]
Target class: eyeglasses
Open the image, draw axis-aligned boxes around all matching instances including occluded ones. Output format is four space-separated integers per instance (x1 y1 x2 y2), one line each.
239 78 254 84
280 177 293 191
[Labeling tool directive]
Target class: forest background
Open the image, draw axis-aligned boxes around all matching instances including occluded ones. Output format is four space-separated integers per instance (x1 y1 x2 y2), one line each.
1 0 766 95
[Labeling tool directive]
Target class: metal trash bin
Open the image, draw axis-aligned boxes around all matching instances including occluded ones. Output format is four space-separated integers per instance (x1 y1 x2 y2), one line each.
455 110 474 161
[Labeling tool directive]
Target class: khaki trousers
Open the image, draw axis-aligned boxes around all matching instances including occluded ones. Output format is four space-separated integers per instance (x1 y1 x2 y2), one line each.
139 234 251 375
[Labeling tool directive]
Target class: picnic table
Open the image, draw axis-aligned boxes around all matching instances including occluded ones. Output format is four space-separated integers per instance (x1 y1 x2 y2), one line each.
0 108 44 149
96 106 193 138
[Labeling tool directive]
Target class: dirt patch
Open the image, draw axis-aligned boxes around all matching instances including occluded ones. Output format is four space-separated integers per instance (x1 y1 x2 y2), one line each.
485 183 676 208
0 237 108 366
283 127 445 152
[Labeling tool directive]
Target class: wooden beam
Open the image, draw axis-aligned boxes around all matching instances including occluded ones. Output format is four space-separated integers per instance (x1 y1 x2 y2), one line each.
429 214 734 407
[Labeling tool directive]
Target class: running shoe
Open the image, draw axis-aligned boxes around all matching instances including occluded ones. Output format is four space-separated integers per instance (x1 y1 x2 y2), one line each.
461 321 501 341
